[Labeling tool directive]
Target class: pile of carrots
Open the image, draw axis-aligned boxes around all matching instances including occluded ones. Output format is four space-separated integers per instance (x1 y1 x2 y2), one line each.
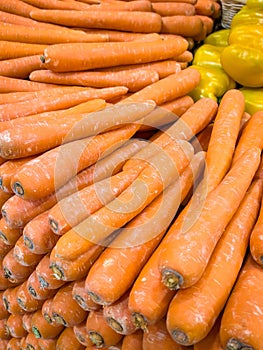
0 1 263 350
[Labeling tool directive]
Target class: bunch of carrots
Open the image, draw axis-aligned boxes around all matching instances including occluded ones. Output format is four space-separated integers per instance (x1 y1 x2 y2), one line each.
0 1 263 350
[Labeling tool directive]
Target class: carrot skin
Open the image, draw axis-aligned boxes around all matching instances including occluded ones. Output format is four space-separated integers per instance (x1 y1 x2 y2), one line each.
122 330 143 350
6 313 27 338
72 279 101 312
56 327 85 350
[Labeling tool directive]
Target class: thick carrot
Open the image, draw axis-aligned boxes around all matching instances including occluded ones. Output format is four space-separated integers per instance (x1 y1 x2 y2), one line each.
38 338 57 350
16 280 45 313
0 75 59 93
143 318 186 350
30 9 162 33
0 259 20 290
174 49 193 63
0 291 10 320
2 249 35 284
0 319 11 340
158 147 261 290
86 310 123 348
205 89 245 193
7 337 21 350
40 38 188 72
6 314 27 338
166 179 263 346
29 69 159 92
219 254 263 350
0 191 13 212
191 123 213 152
73 320 94 347
13 236 44 267
81 29 150 42
84 151 204 306
0 101 153 158
2 286 24 316
22 312 34 333
122 330 143 350
196 15 214 34
50 283 88 327
0 22 109 45
24 333 41 349
0 0 38 17
250 193 263 266
56 327 85 350
72 279 100 312
26 270 57 301
0 156 35 193
0 41 46 60
0 86 128 122
23 211 59 255
194 0 215 16
41 298 55 325
103 291 137 335
22 0 93 9
194 316 224 350
161 15 204 37
121 67 201 105
80 0 152 12
152 2 195 16
0 55 44 79
53 139 194 260
35 255 65 291
31 309 64 339
0 238 13 259
232 111 263 164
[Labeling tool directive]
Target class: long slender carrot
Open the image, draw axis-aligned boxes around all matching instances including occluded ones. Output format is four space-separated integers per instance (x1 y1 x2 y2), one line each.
50 283 88 327
13 236 44 267
158 147 261 290
16 281 45 313
78 0 153 12
29 69 159 92
232 111 263 164
6 314 27 338
0 101 153 158
22 0 94 9
194 316 224 350
249 193 263 266
0 0 38 18
56 327 85 350
31 309 64 340
86 310 123 348
166 179 263 346
161 15 204 37
40 38 188 72
72 279 100 312
122 330 143 350
2 286 24 316
84 151 204 306
23 211 59 255
0 55 44 79
80 28 150 42
0 41 46 60
30 9 162 33
219 254 263 350
35 255 65 291
73 321 94 347
0 75 59 93
0 291 10 320
0 86 128 122
26 270 57 301
7 337 21 350
152 2 195 16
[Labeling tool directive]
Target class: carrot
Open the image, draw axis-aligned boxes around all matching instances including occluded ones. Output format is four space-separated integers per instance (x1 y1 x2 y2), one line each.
38 338 57 350
35 255 65 291
24 333 40 350
0 75 59 93
205 89 245 193
0 55 44 79
22 0 93 9
194 0 215 16
0 319 11 340
86 310 123 348
16 280 45 313
13 236 44 267
158 147 261 291
0 238 13 259
0 191 13 212
26 271 57 301
0 86 128 123
56 327 85 350
31 309 64 340
53 139 194 260
79 0 153 12
30 9 162 33
152 2 195 16
0 22 109 45
232 111 263 164
19 337 27 350
40 38 188 72
2 286 24 316
1 259 20 290
0 157 35 193
22 312 34 333
73 279 100 312
122 330 143 350
29 69 159 92
0 339 9 349
191 123 213 152
196 15 214 35
174 50 193 63
0 291 10 320
103 291 137 335
81 29 150 42
0 101 153 158
143 318 186 350
255 155 263 180
7 337 21 350
41 298 55 325
0 41 46 61
0 0 38 17
121 67 201 105
50 283 88 327
6 314 27 338
151 0 197 3
220 254 263 349
166 179 263 345
194 316 224 350
73 321 94 347
84 151 204 306
2 249 36 284
161 15 204 37
250 192 263 266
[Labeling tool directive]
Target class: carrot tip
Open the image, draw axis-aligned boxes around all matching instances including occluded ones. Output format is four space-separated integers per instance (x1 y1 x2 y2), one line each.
226 338 254 350
0 231 8 245
32 326 41 339
27 345 35 350
12 182 25 197
17 298 27 311
106 317 123 333
43 313 53 324
38 276 49 289
161 268 183 290
132 312 148 332
24 236 34 250
3 267 13 280
87 291 103 305
49 219 59 234
171 329 190 346
88 331 105 348
40 55 46 64
52 313 67 326
260 256 263 266
51 264 64 280
74 295 88 311
2 297 9 312
28 285 37 299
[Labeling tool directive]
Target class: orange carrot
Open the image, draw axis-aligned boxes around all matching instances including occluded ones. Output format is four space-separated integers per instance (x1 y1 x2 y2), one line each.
151 0 197 3
38 338 57 350
0 0 37 17
24 333 41 350
86 310 123 348
50 283 88 327
219 254 263 350
196 15 214 34
73 321 94 347
29 69 159 92
31 309 64 339
79 0 153 12
22 312 34 333
0 291 10 320
41 298 55 325
161 15 204 37
30 9 162 33
7 337 21 349
194 316 224 350
158 147 261 291
122 330 143 350
0 190 13 212
0 55 44 79
0 41 46 60
35 255 65 291
22 0 94 9
152 2 195 16
16 281 45 313
72 279 100 312
250 192 263 266
23 211 59 255
194 0 215 16
2 286 24 316
26 271 57 301
191 123 213 152
174 50 193 63
6 314 27 338
56 327 85 350
40 38 188 72
13 236 44 267
0 319 11 340
232 110 263 164
0 238 13 259
1 259 20 290
166 179 263 345
0 339 9 349
0 75 59 93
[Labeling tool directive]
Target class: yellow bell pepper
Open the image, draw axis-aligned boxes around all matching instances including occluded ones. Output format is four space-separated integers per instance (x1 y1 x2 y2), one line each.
231 5 263 26
240 88 263 115
228 24 263 51
204 29 230 47
246 0 263 10
193 44 224 69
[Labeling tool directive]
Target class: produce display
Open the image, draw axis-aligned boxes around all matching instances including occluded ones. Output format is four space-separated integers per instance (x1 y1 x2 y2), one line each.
0 0 262 350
